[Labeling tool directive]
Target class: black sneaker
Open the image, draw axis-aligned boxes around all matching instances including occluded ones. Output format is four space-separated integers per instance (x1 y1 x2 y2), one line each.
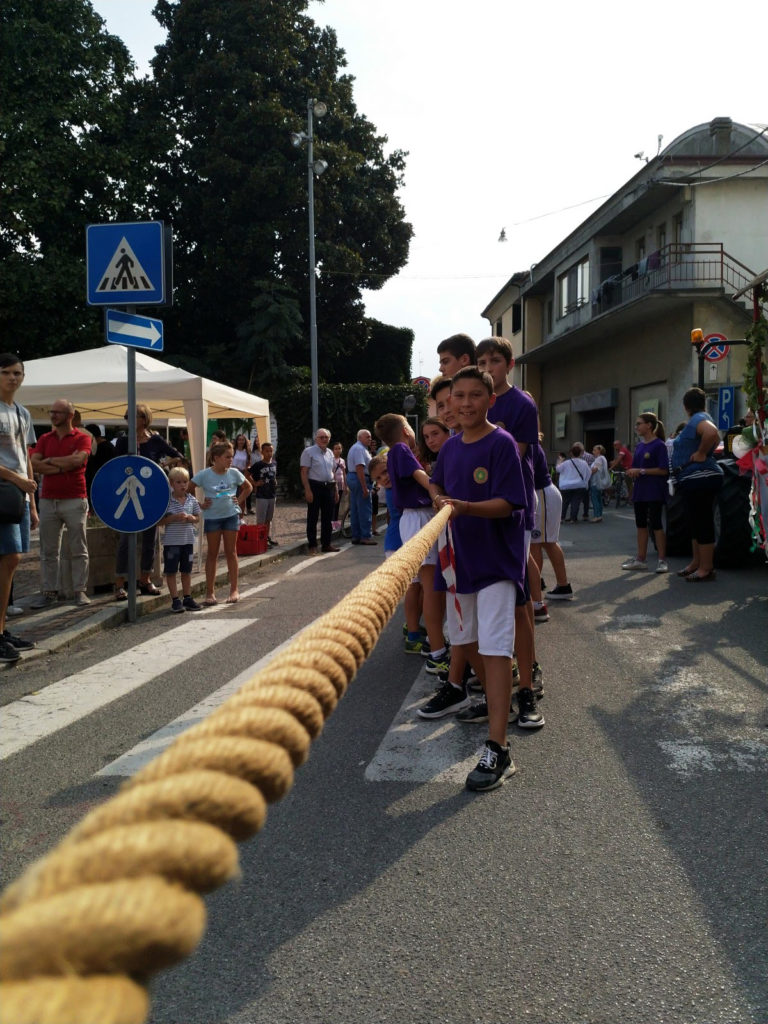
517 686 545 729
456 699 518 724
547 584 574 600
465 740 515 791
171 597 185 614
416 681 470 719
532 661 544 699
2 629 35 651
0 638 21 662
182 596 203 611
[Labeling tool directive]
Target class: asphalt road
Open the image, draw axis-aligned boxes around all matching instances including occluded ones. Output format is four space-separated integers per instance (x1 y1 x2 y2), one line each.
1 510 766 1024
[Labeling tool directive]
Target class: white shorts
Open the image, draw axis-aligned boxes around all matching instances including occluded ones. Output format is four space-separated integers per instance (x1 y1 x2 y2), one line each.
445 580 517 658
531 484 562 544
399 507 438 567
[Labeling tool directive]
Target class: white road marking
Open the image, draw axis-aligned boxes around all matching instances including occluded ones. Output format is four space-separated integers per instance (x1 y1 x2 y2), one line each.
602 615 767 775
285 545 349 575
0 619 250 761
98 629 306 776
364 672 486 783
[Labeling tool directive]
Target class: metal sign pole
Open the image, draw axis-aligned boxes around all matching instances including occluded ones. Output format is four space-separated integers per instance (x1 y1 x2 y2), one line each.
126 326 137 624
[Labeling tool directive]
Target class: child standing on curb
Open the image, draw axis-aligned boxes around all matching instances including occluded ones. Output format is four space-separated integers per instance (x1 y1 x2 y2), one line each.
160 467 202 613
192 442 252 605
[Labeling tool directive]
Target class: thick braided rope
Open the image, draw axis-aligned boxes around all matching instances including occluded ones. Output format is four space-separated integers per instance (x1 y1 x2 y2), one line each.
0 507 451 1024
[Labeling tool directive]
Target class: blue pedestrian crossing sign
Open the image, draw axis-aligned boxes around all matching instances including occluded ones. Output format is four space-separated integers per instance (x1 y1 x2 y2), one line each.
91 456 170 533
86 221 167 305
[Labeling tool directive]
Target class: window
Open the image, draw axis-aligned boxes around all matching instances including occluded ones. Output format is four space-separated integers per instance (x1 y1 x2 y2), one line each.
512 302 521 334
635 236 646 261
557 256 590 317
494 319 502 337
657 223 666 250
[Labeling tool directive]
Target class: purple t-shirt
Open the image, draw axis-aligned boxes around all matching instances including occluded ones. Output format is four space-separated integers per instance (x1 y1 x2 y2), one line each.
532 443 553 489
430 427 527 593
386 442 431 511
631 438 668 502
487 386 538 530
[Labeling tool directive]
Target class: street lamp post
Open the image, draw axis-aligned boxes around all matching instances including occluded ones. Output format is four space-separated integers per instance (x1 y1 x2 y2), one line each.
291 99 328 437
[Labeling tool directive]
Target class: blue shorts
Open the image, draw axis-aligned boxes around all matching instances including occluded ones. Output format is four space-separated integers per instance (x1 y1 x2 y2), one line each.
0 503 31 556
163 543 193 575
204 513 240 534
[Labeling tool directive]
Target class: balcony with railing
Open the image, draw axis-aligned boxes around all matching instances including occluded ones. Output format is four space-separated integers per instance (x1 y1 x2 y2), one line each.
590 243 756 316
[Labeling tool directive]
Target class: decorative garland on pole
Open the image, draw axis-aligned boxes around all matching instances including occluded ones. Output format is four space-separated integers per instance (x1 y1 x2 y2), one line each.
734 299 768 558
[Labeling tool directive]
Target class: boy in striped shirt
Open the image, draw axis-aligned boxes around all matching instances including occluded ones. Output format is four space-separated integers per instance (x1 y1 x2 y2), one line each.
161 467 202 613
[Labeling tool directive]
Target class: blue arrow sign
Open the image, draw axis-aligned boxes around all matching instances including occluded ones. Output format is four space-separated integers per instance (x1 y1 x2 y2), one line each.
91 456 171 533
716 387 735 431
106 309 164 352
86 221 166 305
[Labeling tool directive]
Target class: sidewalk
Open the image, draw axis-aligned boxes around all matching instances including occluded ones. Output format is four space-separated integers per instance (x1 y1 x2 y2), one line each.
4 503 321 663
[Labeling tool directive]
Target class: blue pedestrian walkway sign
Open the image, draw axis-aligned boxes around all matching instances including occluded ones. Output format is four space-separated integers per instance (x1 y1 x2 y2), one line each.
86 221 167 305
91 456 170 533
106 309 164 352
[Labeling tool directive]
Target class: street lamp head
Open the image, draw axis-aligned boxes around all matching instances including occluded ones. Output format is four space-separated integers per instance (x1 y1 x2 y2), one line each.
313 100 328 118
312 159 328 176
290 131 307 147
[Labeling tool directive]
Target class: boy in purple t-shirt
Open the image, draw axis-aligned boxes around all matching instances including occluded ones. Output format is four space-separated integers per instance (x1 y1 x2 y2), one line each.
429 367 538 792
476 336 545 711
374 414 449 676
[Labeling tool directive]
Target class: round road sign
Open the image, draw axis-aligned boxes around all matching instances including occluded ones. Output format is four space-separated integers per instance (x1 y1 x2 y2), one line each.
703 332 730 362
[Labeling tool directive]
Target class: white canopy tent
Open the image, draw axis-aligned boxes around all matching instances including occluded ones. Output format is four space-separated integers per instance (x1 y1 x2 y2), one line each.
20 346 270 473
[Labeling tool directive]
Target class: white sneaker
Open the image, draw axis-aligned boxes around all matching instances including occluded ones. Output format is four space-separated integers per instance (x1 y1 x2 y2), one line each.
621 558 648 571
6 604 24 617
655 560 669 574
74 591 91 606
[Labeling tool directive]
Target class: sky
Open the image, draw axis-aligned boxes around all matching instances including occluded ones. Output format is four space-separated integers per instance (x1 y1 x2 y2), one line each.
90 0 765 380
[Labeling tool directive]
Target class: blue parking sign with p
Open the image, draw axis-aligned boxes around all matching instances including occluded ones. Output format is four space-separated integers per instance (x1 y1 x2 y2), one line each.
717 387 735 430
86 221 167 305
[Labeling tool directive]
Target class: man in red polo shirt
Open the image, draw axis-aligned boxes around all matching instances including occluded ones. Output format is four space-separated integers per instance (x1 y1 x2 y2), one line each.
30 399 92 607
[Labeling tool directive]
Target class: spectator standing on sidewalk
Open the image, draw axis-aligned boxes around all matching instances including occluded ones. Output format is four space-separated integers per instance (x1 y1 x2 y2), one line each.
300 428 339 554
30 399 92 608
346 429 376 545
84 424 116 512
621 413 670 574
0 353 38 662
253 442 278 546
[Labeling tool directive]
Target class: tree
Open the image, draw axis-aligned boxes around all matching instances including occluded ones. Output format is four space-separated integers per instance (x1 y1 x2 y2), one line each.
0 0 151 354
148 0 412 390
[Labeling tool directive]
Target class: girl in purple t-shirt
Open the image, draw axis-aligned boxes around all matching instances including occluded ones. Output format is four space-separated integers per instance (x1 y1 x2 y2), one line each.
622 413 669 573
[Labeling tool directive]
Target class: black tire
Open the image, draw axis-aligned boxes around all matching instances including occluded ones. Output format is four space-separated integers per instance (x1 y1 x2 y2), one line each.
713 460 760 568
664 490 692 558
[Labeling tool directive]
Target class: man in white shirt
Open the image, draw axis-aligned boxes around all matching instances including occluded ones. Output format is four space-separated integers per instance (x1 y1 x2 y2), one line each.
346 429 376 545
299 428 339 554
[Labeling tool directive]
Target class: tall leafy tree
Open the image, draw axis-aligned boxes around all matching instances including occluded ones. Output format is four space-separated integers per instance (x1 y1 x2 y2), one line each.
0 0 150 355
149 0 412 390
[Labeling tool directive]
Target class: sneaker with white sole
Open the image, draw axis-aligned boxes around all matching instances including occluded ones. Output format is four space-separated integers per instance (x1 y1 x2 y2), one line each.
425 651 450 675
465 741 515 792
0 638 21 663
6 604 24 617
621 558 648 571
534 603 549 623
517 686 545 729
655 559 669 574
416 681 470 719
2 629 35 650
546 584 574 600
456 699 518 724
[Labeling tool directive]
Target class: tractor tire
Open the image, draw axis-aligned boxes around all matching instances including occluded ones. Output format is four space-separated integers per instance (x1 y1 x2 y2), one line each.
713 460 760 568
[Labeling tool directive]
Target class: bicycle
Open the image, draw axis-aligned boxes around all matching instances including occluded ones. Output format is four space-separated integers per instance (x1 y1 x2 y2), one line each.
606 470 630 507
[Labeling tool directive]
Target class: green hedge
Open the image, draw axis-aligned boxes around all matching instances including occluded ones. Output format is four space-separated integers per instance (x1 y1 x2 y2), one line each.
271 382 428 496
